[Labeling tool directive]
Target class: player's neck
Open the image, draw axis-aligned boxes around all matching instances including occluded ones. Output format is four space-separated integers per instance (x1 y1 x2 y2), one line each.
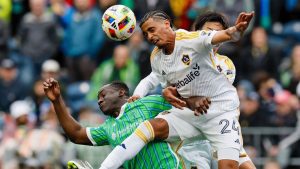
163 32 176 55
111 99 128 118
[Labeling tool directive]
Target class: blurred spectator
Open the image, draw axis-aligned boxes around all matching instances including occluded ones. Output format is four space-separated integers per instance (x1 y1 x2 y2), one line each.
41 59 61 80
252 71 280 125
63 107 112 168
97 0 117 11
209 0 254 30
169 0 194 29
87 45 140 100
0 19 9 60
271 90 298 127
11 0 29 36
238 80 265 127
130 0 173 21
62 0 104 82
0 100 34 169
237 27 282 81
280 44 300 95
95 0 119 64
126 30 152 79
0 0 12 22
0 58 28 112
50 0 75 28
18 0 60 76
32 59 64 124
18 104 65 169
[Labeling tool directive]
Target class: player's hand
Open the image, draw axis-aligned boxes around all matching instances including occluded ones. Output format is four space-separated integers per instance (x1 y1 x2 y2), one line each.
184 96 211 116
235 11 254 32
162 86 186 109
128 95 141 102
43 78 61 102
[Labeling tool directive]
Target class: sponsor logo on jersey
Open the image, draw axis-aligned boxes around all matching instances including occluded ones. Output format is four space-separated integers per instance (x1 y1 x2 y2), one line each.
217 65 222 72
235 139 240 144
175 63 200 89
181 54 191 65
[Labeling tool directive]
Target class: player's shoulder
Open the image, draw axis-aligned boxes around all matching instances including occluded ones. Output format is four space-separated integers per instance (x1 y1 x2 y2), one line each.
175 29 199 41
150 46 161 62
140 95 164 102
216 53 232 61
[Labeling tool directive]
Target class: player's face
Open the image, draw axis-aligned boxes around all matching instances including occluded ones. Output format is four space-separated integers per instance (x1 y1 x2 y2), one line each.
201 22 224 31
97 85 120 116
141 18 172 48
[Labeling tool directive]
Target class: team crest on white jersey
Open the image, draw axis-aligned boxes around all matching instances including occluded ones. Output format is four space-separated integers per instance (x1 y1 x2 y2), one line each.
182 54 191 65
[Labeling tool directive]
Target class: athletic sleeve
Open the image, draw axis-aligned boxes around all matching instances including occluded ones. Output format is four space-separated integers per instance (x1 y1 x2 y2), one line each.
150 47 168 88
86 124 109 146
176 30 217 52
138 95 172 116
133 72 160 97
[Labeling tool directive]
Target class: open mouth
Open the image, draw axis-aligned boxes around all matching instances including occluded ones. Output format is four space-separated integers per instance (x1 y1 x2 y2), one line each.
152 39 158 45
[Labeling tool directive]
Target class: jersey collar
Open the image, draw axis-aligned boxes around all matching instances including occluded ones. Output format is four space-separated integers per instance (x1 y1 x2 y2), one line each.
116 103 127 119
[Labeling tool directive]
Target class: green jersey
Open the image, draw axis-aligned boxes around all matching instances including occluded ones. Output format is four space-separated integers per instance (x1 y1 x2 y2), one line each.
87 95 182 169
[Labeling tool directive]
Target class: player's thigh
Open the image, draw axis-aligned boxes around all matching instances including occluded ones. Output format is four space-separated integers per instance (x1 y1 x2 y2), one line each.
200 110 242 162
156 110 202 142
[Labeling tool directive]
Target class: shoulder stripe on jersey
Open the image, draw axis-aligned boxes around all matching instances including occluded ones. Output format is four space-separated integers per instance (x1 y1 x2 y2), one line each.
216 53 235 70
176 31 199 40
150 47 160 62
209 53 216 68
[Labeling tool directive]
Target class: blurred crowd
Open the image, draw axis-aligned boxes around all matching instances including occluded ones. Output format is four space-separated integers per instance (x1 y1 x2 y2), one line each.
0 0 300 169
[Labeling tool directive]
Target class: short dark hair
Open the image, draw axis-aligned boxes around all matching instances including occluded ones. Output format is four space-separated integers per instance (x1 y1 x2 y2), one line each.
139 10 172 28
192 12 229 31
109 81 130 96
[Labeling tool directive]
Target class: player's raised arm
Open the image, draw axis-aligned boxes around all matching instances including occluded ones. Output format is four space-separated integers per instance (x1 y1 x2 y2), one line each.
211 11 254 45
43 78 92 145
128 72 160 102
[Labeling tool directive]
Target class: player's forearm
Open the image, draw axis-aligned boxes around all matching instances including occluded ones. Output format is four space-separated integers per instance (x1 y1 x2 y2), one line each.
52 96 89 144
211 26 242 45
133 73 159 97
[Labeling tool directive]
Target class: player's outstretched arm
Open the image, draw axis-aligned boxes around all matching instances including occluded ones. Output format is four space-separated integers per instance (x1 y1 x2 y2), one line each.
211 11 254 45
43 78 92 145
128 72 161 103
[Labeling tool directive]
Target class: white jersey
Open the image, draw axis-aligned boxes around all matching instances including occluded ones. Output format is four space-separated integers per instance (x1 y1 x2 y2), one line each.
215 53 236 84
150 29 239 116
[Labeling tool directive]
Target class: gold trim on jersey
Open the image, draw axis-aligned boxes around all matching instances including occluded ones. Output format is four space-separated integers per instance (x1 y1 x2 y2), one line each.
150 47 160 62
216 53 235 70
176 31 199 40
209 53 216 68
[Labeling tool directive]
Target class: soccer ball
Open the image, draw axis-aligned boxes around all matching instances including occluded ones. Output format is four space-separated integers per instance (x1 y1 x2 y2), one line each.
102 5 136 41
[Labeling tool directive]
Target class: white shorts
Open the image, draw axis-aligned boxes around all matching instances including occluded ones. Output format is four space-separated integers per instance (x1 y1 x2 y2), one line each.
178 137 218 169
157 107 244 162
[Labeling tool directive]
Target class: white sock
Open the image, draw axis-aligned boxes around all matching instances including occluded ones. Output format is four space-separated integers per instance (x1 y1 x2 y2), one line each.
100 120 155 169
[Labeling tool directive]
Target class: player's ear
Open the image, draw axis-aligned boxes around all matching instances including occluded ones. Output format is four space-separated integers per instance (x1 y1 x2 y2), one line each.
164 20 171 28
119 89 125 97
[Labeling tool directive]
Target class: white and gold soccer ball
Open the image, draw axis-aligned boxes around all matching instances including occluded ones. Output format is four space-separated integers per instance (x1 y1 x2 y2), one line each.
102 5 136 41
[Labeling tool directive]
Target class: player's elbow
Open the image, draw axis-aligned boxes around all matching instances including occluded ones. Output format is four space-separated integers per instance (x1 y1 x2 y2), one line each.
67 130 91 145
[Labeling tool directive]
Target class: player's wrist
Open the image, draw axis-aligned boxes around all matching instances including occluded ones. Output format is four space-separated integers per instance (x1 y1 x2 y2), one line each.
228 26 242 42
